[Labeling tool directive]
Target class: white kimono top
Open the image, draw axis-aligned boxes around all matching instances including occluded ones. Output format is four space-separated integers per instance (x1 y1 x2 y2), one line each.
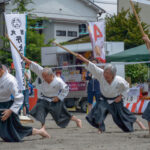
30 62 69 101
0 72 23 114
86 62 129 103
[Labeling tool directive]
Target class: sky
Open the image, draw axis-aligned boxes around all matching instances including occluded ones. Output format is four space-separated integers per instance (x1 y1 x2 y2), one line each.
94 0 150 16
94 0 117 16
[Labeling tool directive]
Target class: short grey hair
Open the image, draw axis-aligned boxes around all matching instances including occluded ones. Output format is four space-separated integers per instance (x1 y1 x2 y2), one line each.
42 67 54 75
104 64 117 77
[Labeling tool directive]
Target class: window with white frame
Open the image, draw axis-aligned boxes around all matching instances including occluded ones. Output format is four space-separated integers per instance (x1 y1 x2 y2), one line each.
56 30 66 36
68 31 77 37
79 24 87 35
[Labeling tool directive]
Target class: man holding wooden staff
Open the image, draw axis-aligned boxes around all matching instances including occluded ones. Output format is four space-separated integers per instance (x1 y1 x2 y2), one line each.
22 56 82 138
76 54 146 133
0 63 50 142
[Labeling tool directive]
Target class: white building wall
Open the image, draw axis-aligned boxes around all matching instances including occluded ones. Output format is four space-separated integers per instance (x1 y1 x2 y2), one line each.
118 0 150 28
5 0 100 43
5 0 99 22
54 22 79 43
28 0 98 22
43 21 55 44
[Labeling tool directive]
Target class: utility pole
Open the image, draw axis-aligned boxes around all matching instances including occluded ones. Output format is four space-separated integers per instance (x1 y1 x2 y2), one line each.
0 2 5 48
0 0 10 48
117 0 119 15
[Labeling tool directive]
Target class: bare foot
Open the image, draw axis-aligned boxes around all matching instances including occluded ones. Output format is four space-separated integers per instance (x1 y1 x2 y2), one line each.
98 129 102 134
39 128 51 138
76 119 82 128
136 120 147 130
139 122 147 130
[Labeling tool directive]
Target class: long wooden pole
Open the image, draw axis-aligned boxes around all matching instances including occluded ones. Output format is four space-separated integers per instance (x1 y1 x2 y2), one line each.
6 34 24 58
129 0 144 35
52 41 78 57
129 0 150 50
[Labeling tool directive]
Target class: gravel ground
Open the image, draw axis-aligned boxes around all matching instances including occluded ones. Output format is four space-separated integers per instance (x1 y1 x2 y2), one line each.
0 113 150 150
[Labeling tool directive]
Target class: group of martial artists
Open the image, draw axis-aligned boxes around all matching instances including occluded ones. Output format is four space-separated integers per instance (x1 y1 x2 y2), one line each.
0 34 150 142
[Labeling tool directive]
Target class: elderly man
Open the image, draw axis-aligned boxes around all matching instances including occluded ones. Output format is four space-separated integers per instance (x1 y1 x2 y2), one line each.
77 54 146 133
23 57 82 138
0 63 50 142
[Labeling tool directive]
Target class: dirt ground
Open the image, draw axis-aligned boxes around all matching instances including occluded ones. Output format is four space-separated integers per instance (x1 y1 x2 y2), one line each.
0 113 150 150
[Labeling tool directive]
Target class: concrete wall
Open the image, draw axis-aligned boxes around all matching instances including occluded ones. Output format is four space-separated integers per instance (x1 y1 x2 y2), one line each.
43 20 55 44
43 20 81 43
54 22 79 43
118 0 150 28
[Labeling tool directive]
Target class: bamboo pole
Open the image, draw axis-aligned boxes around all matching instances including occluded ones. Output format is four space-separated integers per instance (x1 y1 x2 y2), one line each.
129 0 150 50
6 34 24 58
129 0 145 35
52 41 78 57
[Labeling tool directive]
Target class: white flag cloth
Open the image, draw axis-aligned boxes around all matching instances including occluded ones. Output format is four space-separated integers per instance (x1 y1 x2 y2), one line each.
88 20 105 63
5 13 27 90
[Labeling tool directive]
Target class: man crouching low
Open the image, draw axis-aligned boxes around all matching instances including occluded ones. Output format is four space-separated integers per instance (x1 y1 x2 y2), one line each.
23 57 82 138
0 63 49 142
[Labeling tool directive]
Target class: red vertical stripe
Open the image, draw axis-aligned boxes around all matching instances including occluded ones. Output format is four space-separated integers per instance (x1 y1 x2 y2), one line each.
138 100 145 114
131 99 140 113
126 103 130 108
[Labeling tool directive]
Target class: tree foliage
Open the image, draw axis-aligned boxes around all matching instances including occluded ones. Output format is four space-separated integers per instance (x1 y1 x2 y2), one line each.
0 35 12 64
106 5 150 49
106 5 150 83
125 64 148 83
12 0 34 13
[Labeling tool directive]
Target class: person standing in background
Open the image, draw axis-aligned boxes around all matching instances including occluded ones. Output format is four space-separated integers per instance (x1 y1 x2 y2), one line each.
86 58 101 112
23 63 31 116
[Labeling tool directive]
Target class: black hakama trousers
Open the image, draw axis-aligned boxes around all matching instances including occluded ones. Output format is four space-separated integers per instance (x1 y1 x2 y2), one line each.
86 95 137 132
0 101 32 142
142 102 150 122
30 99 72 128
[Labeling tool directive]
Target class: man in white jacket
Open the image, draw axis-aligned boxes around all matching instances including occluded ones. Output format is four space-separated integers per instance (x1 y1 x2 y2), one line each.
0 63 50 142
76 54 146 133
23 57 82 138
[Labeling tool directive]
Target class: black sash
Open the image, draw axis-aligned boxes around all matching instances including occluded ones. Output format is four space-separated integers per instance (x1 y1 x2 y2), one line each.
100 94 119 101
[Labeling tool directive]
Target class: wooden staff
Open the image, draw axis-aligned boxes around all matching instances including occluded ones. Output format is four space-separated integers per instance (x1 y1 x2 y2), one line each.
52 41 78 57
6 34 24 58
129 0 150 50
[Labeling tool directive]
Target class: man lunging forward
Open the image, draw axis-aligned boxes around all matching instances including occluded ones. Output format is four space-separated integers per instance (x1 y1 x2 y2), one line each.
76 54 146 133
23 57 82 138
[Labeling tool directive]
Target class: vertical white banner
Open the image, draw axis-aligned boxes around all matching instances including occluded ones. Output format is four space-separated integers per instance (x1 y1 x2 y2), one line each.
88 20 105 63
5 13 27 90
